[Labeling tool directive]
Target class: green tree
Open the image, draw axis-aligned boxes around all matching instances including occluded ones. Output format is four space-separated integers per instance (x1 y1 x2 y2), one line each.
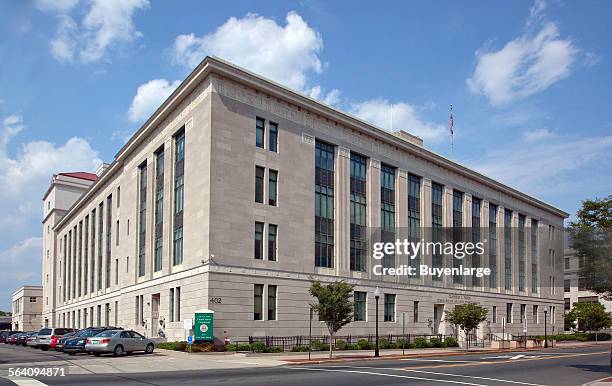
309 280 355 359
569 195 612 300
566 302 612 340
0 311 7 316
564 312 576 332
444 303 488 350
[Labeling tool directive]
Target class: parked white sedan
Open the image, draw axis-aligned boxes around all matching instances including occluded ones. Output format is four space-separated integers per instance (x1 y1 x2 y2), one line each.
85 330 155 357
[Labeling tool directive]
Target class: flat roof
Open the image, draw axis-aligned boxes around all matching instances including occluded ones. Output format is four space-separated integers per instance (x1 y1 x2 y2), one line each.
54 56 568 230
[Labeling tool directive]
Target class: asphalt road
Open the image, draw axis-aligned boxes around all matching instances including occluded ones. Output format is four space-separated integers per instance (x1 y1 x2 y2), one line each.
0 344 609 385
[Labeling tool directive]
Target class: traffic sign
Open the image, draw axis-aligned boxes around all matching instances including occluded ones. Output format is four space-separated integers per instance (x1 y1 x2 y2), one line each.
187 335 193 345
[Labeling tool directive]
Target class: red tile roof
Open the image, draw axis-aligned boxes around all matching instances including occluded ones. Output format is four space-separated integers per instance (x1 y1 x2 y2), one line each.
59 172 98 181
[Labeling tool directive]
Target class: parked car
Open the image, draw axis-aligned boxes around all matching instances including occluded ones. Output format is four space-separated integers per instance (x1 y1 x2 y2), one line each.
7 332 22 344
0 331 19 344
25 332 39 348
85 330 155 356
63 327 122 355
55 330 79 351
36 328 75 351
16 332 36 346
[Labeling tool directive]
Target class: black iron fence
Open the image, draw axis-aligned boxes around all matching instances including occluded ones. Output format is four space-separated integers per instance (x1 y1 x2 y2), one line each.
237 334 455 352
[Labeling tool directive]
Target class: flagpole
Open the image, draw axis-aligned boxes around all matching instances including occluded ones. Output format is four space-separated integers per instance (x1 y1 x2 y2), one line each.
450 104 454 159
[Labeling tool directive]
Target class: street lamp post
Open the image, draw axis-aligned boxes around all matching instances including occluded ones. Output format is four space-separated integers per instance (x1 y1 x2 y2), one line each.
543 309 548 348
309 307 313 360
374 286 380 357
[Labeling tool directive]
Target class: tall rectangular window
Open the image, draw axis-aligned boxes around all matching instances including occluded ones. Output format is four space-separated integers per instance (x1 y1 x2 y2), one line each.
520 303 526 324
452 190 463 284
254 284 263 320
384 294 395 322
506 303 513 323
85 218 91 296
173 129 185 265
67 230 72 300
154 148 164 272
98 202 103 291
175 287 181 321
381 164 396 269
408 175 421 276
268 169 278 206
115 258 119 284
138 163 147 277
255 166 265 203
105 195 112 288
256 117 265 148
504 209 512 290
169 288 175 322
315 141 334 268
267 285 277 320
254 222 264 260
90 209 95 293
518 214 526 292
471 198 481 287
531 219 538 293
413 300 419 322
489 204 498 288
78 221 83 297
432 183 444 280
350 153 367 272
269 122 278 152
353 291 366 321
533 305 539 323
268 224 277 261
63 235 67 302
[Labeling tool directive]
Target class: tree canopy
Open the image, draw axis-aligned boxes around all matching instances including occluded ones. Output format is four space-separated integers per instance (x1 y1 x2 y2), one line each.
566 302 612 333
569 195 612 300
445 303 488 348
309 280 355 358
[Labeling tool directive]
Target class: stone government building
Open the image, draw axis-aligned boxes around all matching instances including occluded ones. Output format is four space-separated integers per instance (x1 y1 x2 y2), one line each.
41 57 566 342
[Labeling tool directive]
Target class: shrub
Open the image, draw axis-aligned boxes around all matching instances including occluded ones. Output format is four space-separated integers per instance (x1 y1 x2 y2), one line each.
379 338 391 349
250 342 267 353
394 338 409 349
587 332 611 341
335 339 348 350
444 337 458 347
414 337 431 348
227 343 252 352
291 345 309 352
310 340 329 351
357 339 370 350
263 345 283 353
347 343 360 350
429 337 442 348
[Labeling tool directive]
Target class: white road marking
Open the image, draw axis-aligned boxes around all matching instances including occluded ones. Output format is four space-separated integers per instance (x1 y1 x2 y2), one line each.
289 366 489 386
3 377 48 386
510 355 525 360
317 366 549 386
400 358 478 363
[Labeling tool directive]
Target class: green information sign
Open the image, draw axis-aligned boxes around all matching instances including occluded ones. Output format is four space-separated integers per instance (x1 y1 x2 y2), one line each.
194 310 214 341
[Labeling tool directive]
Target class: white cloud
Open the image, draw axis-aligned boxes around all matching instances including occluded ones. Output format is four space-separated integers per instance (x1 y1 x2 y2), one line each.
46 0 149 63
171 11 323 91
308 85 341 106
470 134 612 194
0 114 101 226
523 128 554 142
128 78 181 123
50 15 77 62
0 237 42 265
35 0 79 12
466 0 579 105
349 98 447 142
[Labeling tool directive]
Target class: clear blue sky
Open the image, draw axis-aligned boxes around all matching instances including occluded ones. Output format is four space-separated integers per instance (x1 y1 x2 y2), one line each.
0 0 610 311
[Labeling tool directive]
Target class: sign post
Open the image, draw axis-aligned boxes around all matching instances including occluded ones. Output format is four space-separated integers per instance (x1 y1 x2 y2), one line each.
183 318 193 353
194 309 215 342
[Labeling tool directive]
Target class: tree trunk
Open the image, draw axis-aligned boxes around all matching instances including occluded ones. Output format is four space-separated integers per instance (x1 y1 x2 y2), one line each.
329 333 333 359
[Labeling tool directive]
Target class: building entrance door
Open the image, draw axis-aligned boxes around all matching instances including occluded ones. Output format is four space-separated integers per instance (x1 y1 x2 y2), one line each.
151 293 160 337
433 304 444 334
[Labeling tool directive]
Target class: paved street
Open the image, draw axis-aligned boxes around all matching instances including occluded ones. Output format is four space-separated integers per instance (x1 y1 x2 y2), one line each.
0 344 609 385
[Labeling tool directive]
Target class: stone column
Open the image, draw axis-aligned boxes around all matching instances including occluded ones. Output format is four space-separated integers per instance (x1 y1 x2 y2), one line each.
464 193 473 290
422 178 432 287
368 159 381 281
397 169 409 284
335 147 351 277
